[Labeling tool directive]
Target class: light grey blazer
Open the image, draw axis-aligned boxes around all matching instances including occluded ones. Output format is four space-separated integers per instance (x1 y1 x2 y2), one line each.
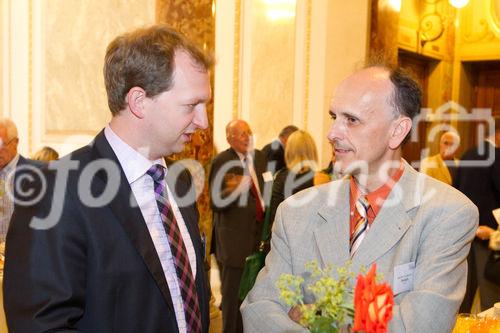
241 162 478 333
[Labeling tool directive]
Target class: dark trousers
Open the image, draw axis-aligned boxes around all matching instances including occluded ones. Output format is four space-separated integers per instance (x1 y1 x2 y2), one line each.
217 261 243 333
460 240 500 312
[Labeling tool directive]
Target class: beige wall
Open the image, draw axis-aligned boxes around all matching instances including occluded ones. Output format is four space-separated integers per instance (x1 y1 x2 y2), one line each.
320 0 369 166
214 0 369 166
0 0 4 118
0 0 11 120
2 0 155 157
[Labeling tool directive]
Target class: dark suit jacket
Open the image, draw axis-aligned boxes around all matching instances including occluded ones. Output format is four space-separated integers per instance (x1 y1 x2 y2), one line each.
454 141 500 229
209 148 267 268
4 131 210 332
262 140 285 174
16 155 43 169
12 155 45 201
269 168 315 229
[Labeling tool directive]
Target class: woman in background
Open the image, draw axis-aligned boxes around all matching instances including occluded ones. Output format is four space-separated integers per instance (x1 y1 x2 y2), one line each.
31 146 59 162
269 130 322 225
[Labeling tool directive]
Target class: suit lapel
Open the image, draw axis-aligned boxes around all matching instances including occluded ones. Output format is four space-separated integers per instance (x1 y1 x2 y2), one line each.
92 131 175 312
315 180 351 268
353 161 421 268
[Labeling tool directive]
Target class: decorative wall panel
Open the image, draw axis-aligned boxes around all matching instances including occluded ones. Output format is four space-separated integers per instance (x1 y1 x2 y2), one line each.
458 0 500 60
241 0 297 149
369 0 399 65
42 0 155 135
0 0 4 118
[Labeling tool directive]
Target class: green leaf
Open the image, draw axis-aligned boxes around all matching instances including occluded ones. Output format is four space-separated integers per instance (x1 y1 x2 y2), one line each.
310 316 338 333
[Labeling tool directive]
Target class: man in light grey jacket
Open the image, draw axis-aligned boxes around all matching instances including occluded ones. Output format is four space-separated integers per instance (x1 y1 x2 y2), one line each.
241 65 478 332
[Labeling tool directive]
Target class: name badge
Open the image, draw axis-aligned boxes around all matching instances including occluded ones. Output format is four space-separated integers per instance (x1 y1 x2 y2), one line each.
262 171 273 182
393 262 415 295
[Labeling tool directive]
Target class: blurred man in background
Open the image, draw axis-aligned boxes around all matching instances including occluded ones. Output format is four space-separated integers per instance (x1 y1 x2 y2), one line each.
420 131 460 185
209 119 267 333
261 125 298 174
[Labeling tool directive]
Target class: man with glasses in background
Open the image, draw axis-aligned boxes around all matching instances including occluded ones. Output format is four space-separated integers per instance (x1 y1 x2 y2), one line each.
209 119 267 333
0 117 42 243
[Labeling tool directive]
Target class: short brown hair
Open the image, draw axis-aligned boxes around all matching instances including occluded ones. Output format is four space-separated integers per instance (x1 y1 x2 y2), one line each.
104 25 213 116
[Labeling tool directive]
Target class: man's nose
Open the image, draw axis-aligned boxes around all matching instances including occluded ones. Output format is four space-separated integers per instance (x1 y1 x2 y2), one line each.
327 120 343 143
194 106 209 130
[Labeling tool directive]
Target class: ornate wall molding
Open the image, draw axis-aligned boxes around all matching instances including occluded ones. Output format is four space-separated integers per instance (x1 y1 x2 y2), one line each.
486 0 500 38
28 0 33 154
303 0 311 129
232 0 241 119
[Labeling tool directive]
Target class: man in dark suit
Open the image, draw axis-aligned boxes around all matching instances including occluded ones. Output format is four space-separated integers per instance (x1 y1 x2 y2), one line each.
0 118 43 243
455 117 500 311
261 125 298 174
4 25 212 332
209 119 267 333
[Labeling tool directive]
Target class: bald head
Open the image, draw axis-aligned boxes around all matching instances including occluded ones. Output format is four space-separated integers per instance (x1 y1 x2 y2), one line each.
0 118 19 169
334 67 396 121
226 119 253 154
327 66 419 190
439 131 460 160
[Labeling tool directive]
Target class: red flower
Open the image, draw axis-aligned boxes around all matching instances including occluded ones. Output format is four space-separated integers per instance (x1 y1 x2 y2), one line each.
352 264 394 333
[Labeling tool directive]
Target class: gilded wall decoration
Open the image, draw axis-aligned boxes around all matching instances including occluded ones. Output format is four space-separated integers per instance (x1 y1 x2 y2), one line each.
486 0 500 38
461 1 496 43
156 0 215 251
369 0 400 65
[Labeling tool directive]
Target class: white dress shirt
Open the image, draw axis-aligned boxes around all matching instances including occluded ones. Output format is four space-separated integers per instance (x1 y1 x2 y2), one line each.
235 151 265 208
104 126 196 333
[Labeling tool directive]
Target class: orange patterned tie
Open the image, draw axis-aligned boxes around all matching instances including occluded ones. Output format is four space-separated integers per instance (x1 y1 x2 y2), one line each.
350 196 370 257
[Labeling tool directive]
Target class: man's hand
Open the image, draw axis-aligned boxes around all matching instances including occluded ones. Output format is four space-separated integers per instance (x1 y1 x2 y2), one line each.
288 304 314 326
223 173 251 194
288 305 302 324
476 225 495 240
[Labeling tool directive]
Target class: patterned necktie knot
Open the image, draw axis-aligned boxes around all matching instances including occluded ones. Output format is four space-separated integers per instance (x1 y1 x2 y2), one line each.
147 164 165 182
355 196 370 217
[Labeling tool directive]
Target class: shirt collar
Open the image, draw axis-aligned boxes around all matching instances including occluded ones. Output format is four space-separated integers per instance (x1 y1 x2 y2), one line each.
350 160 405 216
233 149 254 164
104 125 165 184
0 154 20 176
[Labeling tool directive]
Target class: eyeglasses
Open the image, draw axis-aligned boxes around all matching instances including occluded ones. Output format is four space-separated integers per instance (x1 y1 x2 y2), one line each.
231 131 252 139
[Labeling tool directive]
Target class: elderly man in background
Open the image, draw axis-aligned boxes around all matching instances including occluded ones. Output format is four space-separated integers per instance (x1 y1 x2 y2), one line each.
209 119 267 333
420 131 460 185
0 118 42 243
261 125 298 174
241 65 478 333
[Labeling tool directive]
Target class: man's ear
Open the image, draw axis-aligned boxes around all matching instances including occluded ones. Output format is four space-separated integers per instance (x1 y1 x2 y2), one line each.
389 116 412 149
126 87 147 119
11 137 19 150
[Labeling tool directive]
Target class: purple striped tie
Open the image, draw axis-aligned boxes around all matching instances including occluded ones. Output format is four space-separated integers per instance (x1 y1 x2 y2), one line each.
147 164 202 333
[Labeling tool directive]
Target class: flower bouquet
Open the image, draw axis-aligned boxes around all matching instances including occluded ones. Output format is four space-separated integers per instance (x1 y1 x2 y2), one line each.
277 261 393 333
